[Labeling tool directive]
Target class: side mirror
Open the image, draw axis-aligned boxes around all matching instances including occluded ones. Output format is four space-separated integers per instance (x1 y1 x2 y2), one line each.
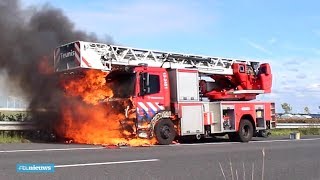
139 72 150 96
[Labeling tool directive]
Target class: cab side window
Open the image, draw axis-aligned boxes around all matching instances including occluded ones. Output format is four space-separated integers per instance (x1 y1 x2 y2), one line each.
149 74 160 94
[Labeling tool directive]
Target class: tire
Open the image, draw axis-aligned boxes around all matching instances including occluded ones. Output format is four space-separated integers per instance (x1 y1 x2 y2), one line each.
237 119 254 142
154 119 176 145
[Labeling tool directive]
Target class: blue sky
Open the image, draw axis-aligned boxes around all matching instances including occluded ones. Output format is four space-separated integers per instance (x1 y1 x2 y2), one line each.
21 0 320 113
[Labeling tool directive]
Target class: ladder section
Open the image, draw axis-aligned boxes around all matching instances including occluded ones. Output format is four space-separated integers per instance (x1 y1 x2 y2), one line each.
56 41 263 75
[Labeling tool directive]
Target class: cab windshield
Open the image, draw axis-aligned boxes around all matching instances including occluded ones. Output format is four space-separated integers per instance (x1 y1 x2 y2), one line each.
106 71 136 98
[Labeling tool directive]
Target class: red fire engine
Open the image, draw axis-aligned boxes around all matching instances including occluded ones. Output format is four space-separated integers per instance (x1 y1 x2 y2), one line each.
54 41 276 145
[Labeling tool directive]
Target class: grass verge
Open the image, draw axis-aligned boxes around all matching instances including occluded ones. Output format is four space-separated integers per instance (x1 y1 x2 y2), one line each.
270 128 320 136
0 132 30 143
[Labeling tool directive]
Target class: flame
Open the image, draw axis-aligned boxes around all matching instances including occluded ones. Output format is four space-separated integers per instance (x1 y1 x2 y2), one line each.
57 69 157 146
62 70 113 105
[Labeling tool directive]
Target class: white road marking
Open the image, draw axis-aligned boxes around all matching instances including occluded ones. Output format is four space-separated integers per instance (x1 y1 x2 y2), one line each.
55 159 159 168
0 147 104 153
165 142 240 146
167 137 320 146
250 137 320 143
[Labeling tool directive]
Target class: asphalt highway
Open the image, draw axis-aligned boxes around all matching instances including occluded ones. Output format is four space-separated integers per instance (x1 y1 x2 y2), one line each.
1 136 320 180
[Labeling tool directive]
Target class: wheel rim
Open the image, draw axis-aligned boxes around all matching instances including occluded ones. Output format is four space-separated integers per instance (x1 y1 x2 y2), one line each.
160 125 171 139
242 125 250 138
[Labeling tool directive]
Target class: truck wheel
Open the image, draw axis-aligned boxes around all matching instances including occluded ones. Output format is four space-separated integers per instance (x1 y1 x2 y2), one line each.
154 119 176 145
237 119 254 142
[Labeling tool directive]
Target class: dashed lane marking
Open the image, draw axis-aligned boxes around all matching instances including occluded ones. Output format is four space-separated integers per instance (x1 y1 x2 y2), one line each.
55 159 160 168
0 147 104 153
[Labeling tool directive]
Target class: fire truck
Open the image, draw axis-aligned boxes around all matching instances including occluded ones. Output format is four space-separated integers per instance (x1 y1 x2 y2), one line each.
54 41 276 145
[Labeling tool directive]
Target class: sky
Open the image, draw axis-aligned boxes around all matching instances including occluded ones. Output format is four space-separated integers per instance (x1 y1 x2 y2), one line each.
20 0 320 113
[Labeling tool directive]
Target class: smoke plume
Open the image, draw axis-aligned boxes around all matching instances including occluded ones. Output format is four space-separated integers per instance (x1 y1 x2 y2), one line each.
0 0 113 130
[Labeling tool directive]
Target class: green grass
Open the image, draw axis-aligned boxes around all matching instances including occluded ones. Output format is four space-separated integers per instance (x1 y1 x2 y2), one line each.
277 118 320 123
0 136 27 143
0 132 30 143
270 128 320 136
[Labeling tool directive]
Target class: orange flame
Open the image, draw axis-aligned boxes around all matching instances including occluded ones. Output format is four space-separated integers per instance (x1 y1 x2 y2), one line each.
57 69 157 146
62 70 113 105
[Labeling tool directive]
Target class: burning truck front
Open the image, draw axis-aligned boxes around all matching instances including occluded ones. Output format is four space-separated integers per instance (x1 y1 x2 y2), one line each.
53 41 172 145
104 68 159 140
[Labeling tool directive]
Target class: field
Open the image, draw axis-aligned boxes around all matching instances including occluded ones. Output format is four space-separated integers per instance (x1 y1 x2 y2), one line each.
0 131 30 143
276 118 320 123
270 128 320 136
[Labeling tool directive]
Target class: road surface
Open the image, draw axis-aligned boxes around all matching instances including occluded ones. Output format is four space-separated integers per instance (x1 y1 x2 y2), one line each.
1 136 320 180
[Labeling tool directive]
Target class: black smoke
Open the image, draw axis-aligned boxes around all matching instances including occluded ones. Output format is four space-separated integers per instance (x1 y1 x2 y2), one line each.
0 0 113 133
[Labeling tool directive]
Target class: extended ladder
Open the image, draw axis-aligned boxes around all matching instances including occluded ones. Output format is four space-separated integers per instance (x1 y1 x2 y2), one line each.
55 41 264 75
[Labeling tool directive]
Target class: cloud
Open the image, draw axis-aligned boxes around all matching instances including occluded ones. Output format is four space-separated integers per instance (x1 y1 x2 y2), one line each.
296 73 307 79
287 68 299 72
306 83 320 92
282 58 304 66
243 39 272 55
268 37 277 45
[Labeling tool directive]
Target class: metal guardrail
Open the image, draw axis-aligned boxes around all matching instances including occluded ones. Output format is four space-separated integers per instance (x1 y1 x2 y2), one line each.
276 123 320 129
0 108 48 112
0 108 29 111
0 121 37 130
